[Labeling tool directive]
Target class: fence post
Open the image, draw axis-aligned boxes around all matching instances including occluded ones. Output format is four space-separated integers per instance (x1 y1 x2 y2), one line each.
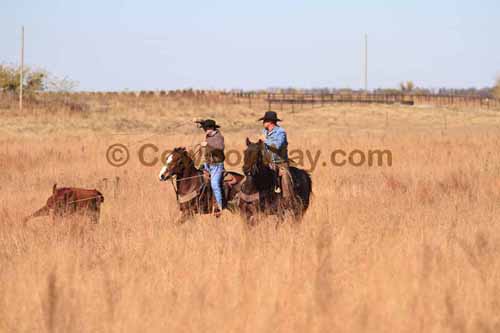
19 26 24 112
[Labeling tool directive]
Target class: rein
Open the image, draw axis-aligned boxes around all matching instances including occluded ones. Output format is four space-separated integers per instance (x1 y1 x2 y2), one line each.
173 174 204 182
240 145 276 204
163 145 206 207
66 196 103 204
169 173 205 205
239 191 260 203
189 143 202 161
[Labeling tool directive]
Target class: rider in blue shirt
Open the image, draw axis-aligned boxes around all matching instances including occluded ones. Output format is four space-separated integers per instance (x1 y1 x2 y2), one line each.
258 111 294 201
262 125 288 163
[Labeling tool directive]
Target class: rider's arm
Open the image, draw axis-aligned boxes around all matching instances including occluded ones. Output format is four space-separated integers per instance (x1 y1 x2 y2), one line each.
264 128 287 150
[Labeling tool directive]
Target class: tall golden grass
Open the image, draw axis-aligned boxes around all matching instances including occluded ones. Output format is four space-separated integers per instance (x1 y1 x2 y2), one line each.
1 96 500 332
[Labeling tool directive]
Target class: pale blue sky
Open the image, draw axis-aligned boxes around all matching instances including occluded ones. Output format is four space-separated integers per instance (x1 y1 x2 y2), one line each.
2 0 499 91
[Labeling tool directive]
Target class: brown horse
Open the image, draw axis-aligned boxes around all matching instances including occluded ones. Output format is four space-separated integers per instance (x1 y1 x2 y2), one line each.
24 184 104 223
239 138 312 225
159 147 244 223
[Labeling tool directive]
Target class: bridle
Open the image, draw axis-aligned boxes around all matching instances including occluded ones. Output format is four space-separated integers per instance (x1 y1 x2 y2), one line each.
243 144 266 177
240 145 267 203
162 147 206 206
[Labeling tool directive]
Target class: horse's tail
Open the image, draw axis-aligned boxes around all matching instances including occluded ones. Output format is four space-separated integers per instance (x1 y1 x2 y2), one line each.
290 167 313 210
302 170 313 209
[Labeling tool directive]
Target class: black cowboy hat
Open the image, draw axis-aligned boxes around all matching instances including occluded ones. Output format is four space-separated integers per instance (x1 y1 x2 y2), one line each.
196 119 220 130
258 111 281 122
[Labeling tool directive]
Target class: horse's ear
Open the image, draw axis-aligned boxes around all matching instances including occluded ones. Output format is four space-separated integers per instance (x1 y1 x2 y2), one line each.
53 183 57 194
246 137 251 146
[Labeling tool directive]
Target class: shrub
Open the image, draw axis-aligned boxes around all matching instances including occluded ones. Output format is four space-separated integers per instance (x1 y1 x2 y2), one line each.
0 64 46 94
0 63 77 94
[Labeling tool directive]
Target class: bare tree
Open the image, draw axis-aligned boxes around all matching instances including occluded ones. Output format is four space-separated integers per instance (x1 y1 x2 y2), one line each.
494 77 500 99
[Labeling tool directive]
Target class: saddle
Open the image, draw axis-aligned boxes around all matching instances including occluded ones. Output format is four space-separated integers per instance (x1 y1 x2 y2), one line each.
202 170 239 187
201 170 242 209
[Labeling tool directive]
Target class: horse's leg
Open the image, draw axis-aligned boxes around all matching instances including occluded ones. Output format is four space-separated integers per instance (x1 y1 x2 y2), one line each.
273 194 288 218
52 199 66 223
90 205 100 224
52 210 62 223
244 202 257 227
89 199 100 224
248 215 258 227
175 213 188 224
239 202 255 226
175 208 194 224
291 196 304 222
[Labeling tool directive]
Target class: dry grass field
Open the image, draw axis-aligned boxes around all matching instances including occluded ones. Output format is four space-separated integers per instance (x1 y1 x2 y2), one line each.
1 96 500 332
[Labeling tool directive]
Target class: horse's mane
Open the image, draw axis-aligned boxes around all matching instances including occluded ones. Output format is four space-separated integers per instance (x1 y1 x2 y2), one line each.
246 141 271 167
173 147 186 153
171 146 200 170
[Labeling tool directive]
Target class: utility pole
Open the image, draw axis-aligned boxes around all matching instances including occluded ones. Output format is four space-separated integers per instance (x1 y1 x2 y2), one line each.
19 26 24 111
364 33 368 91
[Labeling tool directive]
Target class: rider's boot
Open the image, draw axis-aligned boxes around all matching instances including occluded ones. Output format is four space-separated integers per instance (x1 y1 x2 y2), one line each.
214 203 223 218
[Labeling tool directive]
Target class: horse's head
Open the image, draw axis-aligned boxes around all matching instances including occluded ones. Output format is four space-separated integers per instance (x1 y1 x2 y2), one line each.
158 147 193 181
243 138 267 176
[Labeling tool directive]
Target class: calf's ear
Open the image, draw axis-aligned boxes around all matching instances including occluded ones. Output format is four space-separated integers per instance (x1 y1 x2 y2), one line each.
53 183 57 194
246 137 251 146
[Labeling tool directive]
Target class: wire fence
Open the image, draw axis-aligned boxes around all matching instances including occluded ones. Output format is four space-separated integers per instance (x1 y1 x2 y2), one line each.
1 91 499 111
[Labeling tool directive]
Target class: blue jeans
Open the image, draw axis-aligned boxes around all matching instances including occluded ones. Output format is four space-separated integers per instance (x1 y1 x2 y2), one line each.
204 162 224 209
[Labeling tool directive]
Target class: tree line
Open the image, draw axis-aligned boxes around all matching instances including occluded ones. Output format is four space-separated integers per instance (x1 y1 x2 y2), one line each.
2 63 499 99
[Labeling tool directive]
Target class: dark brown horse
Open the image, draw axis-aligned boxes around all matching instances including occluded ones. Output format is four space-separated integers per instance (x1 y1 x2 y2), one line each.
239 138 312 225
24 184 104 223
159 147 244 222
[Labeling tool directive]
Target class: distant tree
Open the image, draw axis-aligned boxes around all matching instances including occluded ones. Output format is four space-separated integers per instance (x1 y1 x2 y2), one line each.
0 64 46 94
494 77 500 99
46 74 78 92
400 81 415 93
25 70 46 92
374 88 402 95
406 81 415 92
0 63 77 94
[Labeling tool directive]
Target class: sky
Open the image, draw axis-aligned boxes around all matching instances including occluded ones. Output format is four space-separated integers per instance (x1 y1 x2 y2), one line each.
2 0 499 91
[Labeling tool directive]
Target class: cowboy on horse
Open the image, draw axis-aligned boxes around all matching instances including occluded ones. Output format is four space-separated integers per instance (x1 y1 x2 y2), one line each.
259 111 295 204
238 111 312 224
158 118 244 223
197 119 225 217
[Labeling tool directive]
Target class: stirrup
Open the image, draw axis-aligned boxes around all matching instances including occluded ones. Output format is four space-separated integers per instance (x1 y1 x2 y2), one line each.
274 186 281 193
